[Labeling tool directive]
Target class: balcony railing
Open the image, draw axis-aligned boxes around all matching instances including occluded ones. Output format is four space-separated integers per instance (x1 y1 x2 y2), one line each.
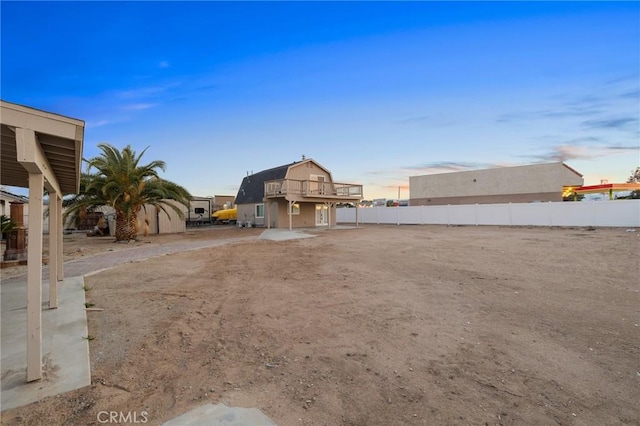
265 179 363 199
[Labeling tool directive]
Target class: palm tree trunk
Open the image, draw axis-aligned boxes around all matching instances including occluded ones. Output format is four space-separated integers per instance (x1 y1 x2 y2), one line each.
115 209 138 241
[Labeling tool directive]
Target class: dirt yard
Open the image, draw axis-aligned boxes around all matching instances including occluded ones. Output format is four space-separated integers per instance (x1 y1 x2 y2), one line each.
1 225 639 425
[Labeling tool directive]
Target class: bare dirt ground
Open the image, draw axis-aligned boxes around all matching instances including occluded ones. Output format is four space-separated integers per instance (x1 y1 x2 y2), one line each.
2 225 639 425
0 226 264 280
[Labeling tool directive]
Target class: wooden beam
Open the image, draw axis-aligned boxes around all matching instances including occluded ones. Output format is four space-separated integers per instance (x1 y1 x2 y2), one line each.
36 137 77 151
27 172 44 382
37 145 77 160
15 127 62 196
56 196 64 280
288 200 293 231
1 102 82 140
49 192 59 309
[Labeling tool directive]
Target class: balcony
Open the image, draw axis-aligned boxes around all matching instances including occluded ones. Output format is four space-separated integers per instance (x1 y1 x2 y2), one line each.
265 179 363 200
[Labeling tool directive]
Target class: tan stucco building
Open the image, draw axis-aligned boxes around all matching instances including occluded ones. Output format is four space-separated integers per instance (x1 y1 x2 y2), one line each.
235 158 363 229
410 162 584 206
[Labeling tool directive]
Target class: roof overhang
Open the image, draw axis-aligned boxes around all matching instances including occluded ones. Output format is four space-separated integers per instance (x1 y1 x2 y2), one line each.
574 183 640 194
561 162 583 178
1 100 85 195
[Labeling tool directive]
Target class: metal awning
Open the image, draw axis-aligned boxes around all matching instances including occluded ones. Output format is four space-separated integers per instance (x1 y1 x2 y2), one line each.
574 183 640 200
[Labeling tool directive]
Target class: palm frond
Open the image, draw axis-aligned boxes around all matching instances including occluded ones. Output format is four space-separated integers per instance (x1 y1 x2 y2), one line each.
63 143 191 240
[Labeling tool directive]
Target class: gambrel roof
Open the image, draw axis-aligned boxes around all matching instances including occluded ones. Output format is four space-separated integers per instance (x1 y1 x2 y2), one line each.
235 162 295 204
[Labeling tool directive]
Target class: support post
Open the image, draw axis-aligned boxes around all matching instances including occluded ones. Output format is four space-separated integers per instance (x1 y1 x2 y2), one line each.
56 196 64 280
266 200 271 229
49 192 59 308
27 172 44 382
355 203 359 228
288 200 293 231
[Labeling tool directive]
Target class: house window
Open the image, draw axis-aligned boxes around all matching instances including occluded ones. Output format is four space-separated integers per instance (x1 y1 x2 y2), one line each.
291 203 300 215
256 204 265 218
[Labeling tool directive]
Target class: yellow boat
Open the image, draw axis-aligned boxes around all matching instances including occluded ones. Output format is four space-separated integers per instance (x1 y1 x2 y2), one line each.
212 207 237 224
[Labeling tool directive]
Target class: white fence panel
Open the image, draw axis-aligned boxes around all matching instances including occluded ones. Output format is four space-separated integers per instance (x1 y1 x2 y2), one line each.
594 200 639 227
422 205 450 225
378 207 400 224
549 202 589 227
398 206 422 224
337 200 640 228
509 202 545 226
448 205 475 225
476 203 511 226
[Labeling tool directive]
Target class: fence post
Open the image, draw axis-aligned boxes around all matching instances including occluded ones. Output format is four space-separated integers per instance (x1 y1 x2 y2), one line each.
508 202 512 226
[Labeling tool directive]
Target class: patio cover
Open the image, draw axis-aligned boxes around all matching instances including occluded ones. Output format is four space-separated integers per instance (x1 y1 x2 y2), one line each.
1 100 84 382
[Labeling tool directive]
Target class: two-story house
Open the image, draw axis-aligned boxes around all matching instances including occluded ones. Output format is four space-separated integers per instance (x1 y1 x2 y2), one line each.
235 158 363 229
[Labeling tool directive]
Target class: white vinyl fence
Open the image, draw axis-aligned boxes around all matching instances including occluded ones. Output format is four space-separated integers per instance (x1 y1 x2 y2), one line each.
337 200 640 228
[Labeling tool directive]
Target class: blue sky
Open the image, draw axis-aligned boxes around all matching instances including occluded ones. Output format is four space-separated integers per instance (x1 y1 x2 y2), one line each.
2 1 638 200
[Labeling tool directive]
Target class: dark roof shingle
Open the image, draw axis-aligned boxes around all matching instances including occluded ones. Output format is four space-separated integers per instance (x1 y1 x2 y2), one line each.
235 162 295 204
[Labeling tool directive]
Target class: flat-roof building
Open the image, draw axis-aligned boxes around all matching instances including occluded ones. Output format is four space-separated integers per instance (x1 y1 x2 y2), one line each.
409 162 583 206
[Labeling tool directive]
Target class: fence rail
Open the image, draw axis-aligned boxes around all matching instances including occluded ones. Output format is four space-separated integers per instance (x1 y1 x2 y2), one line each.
337 200 640 228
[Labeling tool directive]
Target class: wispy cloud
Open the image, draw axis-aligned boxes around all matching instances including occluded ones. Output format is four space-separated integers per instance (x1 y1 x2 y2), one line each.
498 76 638 126
398 115 456 128
404 161 491 172
115 83 179 100
379 184 410 190
526 145 596 162
525 143 638 162
605 144 640 151
399 115 430 124
604 74 639 86
582 117 638 130
159 61 170 69
497 106 602 123
121 103 157 111
365 161 512 181
619 89 640 99
85 119 113 129
73 82 182 128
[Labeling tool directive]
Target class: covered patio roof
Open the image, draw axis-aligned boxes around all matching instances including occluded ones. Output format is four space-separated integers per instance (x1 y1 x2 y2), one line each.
1 100 84 194
1 100 85 383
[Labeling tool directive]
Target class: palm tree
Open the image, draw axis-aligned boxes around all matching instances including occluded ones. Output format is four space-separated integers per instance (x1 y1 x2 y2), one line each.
1 214 16 235
63 143 191 241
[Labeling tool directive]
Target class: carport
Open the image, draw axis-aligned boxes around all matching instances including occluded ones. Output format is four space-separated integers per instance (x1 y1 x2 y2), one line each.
1 100 84 382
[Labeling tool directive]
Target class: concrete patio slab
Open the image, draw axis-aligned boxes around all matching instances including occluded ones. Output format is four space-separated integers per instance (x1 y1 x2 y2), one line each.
259 229 316 241
162 403 277 426
1 276 91 411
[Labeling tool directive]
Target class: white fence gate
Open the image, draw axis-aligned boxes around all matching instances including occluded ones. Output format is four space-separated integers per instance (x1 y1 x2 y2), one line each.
337 200 640 228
